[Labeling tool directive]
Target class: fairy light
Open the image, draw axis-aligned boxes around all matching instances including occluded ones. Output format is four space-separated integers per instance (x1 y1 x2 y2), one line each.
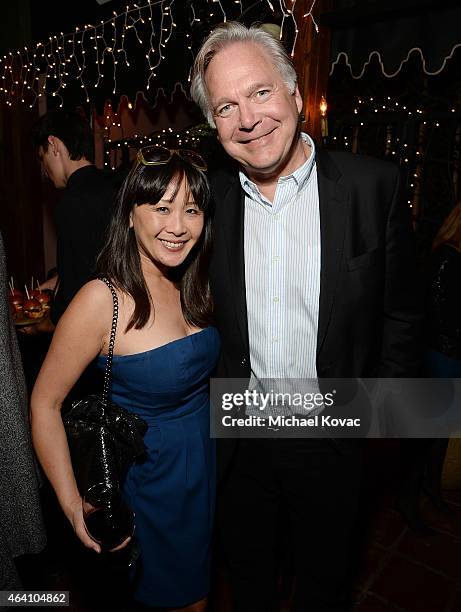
1 0 320 108
303 0 319 33
190 4 200 24
101 85 191 147
104 123 214 170
330 95 459 213
147 0 176 89
212 0 227 22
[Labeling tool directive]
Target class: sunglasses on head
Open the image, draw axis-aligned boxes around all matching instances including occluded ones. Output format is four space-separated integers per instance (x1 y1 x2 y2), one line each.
136 146 207 172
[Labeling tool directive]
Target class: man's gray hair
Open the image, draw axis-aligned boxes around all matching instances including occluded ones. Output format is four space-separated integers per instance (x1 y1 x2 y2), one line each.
190 21 298 128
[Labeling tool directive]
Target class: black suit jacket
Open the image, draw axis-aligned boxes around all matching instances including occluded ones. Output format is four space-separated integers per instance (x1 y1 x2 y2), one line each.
209 149 422 475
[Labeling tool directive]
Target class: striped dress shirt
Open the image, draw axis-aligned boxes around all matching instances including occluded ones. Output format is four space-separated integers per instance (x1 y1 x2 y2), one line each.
240 133 321 416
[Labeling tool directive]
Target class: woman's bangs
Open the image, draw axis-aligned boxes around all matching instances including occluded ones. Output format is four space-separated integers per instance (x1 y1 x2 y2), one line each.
127 153 209 211
183 164 210 212
130 161 180 206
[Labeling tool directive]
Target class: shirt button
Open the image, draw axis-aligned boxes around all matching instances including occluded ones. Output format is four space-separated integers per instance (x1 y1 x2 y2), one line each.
273 297 279 303
272 337 278 343
273 255 280 262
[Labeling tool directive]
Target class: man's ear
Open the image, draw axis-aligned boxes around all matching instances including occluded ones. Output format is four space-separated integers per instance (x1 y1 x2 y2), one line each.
47 135 60 156
294 85 303 114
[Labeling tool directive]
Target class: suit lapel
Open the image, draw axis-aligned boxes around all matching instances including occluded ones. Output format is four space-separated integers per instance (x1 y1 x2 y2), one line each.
220 177 250 353
316 150 349 356
216 150 348 360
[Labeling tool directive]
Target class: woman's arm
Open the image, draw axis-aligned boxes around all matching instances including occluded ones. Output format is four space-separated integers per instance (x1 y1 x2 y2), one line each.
31 280 113 552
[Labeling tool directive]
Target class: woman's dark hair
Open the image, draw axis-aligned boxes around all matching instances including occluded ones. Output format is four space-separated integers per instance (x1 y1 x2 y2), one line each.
31 111 95 163
432 199 461 252
97 154 213 331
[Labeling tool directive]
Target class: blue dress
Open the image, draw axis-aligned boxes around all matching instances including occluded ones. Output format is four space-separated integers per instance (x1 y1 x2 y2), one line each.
98 327 220 607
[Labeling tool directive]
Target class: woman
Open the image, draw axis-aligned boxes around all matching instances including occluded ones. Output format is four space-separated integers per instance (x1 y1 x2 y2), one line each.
427 200 461 377
31 147 219 611
396 201 461 533
424 200 461 507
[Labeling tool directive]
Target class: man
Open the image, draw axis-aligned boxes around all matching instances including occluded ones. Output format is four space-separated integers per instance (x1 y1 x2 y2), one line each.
191 22 421 612
32 111 115 329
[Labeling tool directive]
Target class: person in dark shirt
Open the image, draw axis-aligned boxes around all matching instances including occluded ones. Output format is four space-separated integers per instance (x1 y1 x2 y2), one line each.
396 201 461 533
427 200 461 369
32 110 115 328
423 201 461 509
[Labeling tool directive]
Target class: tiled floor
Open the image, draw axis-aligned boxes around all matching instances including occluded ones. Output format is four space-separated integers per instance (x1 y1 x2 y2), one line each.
351 490 461 612
17 443 461 611
207 491 461 612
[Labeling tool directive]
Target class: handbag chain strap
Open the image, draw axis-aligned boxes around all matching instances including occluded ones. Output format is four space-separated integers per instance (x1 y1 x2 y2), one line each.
99 276 119 408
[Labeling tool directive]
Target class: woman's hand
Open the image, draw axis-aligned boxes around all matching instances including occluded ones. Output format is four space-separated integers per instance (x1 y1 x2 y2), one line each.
67 498 102 554
109 536 132 553
68 496 131 553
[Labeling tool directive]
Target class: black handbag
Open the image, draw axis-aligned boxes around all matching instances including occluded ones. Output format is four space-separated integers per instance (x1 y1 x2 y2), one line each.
63 277 147 504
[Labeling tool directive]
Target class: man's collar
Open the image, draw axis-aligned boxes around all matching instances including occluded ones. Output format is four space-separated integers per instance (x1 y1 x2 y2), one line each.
66 163 95 188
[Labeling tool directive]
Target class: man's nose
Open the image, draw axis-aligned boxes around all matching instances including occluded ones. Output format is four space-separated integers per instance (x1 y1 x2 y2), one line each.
238 101 260 131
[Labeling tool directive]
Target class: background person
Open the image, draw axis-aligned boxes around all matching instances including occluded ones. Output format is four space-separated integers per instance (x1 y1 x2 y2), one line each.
31 148 218 611
396 200 461 533
0 231 46 590
425 201 461 506
191 22 422 612
31 110 116 329
426 199 461 379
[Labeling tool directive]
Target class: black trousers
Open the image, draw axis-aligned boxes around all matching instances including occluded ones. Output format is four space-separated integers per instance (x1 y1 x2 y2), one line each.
217 438 363 612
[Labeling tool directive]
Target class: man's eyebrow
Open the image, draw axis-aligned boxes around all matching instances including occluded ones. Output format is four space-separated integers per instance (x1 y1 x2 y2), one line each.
246 82 273 93
213 82 273 110
212 97 233 112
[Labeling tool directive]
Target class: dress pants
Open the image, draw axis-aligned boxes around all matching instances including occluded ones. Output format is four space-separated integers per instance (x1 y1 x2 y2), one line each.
218 438 363 612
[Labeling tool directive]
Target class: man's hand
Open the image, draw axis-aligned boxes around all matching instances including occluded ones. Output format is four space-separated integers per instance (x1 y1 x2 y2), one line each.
39 274 58 292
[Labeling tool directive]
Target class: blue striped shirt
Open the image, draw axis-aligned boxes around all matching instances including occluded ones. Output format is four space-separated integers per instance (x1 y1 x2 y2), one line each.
240 133 321 415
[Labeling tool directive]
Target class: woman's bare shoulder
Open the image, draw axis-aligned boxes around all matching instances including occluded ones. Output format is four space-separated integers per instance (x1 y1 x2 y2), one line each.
60 279 114 326
76 278 115 304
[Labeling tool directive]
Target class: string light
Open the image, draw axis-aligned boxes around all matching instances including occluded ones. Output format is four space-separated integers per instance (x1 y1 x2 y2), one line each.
303 0 319 33
101 84 191 143
0 0 319 109
330 95 459 214
103 123 214 170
